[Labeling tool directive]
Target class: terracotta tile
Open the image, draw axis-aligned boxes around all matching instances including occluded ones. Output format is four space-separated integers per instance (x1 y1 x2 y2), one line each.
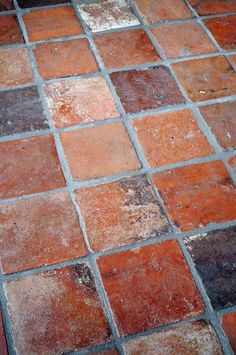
110 66 184 113
94 29 160 69
18 0 68 7
227 155 236 175
200 101 236 150
77 0 139 32
0 47 33 87
152 161 236 231
133 109 214 167
222 312 236 353
93 350 118 355
98 240 203 335
44 77 119 128
5 264 111 354
0 0 13 11
0 87 48 137
0 192 87 274
151 22 216 58
132 0 193 22
230 54 236 66
0 14 23 45
172 56 236 102
0 135 65 199
34 38 98 80
188 0 236 15
0 309 7 355
125 320 223 354
75 175 169 251
23 6 83 42
184 226 236 309
60 122 140 180
205 15 236 50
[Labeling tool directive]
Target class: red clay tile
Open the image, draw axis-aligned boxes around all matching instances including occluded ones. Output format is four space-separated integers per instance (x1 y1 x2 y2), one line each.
228 155 236 175
0 135 65 199
152 161 236 231
44 77 119 128
98 240 203 335
94 29 160 69
0 0 13 11
110 66 184 113
132 0 193 22
0 192 86 274
60 122 140 180
125 320 223 354
0 47 33 87
151 22 216 58
133 109 214 167
188 0 236 15
0 14 23 45
230 54 236 66
172 56 236 101
0 310 7 355
222 312 236 353
75 175 169 251
23 6 83 42
205 15 236 50
200 101 236 150
5 264 111 354
93 350 118 355
34 38 98 80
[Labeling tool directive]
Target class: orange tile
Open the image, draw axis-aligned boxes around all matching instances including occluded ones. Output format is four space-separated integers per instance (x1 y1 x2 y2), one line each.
0 310 7 355
0 14 23 45
205 15 236 50
222 312 236 354
230 54 236 66
189 0 236 15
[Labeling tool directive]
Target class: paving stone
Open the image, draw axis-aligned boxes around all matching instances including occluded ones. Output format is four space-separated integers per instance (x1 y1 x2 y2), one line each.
0 135 65 199
133 109 214 167
23 6 83 42
205 15 236 50
110 66 184 113
221 312 236 354
227 155 236 175
0 47 33 87
152 161 236 231
18 0 69 7
0 14 23 45
94 29 160 69
151 22 216 58
188 0 236 15
4 264 111 354
184 226 236 309
0 0 13 11
44 77 119 128
77 0 139 32
0 87 48 137
125 320 223 354
0 192 87 274
172 56 236 102
0 309 7 355
200 100 236 150
60 122 140 180
97 240 203 335
75 175 169 251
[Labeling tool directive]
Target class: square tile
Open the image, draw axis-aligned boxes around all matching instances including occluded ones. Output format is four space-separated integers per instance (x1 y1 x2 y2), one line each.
132 0 193 23
133 109 214 167
188 0 236 15
0 192 87 274
0 0 13 11
60 122 140 180
4 264 111 354
75 175 169 251
0 14 23 45
204 15 236 50
77 0 139 33
0 47 33 87
222 312 236 354
200 100 236 150
0 309 7 355
228 155 236 176
34 38 98 80
94 29 160 69
152 161 236 231
125 320 222 354
151 22 216 58
110 66 184 113
0 135 65 199
184 226 236 309
97 240 203 335
23 6 83 42
172 56 236 102
0 87 48 137
18 0 69 7
44 77 119 128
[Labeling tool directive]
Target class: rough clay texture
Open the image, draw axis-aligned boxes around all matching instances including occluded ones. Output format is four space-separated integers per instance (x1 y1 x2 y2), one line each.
0 14 23 45
228 155 236 175
222 312 236 354
204 15 236 50
189 0 236 15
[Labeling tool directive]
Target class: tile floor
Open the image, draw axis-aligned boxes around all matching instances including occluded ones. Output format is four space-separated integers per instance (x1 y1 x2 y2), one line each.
0 0 235 354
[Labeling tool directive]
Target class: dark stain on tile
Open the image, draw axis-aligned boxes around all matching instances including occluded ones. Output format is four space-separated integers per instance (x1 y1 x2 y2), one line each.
17 0 69 8
72 264 97 292
0 0 13 11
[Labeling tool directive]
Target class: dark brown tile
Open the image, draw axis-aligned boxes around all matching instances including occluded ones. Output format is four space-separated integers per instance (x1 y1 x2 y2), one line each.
0 0 13 11
18 0 69 7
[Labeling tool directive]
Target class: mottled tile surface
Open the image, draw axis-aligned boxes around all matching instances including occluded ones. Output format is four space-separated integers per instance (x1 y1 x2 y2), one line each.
0 0 13 11
18 0 69 7
0 309 7 355
205 15 236 50
228 155 236 175
5 264 111 354
184 226 236 309
0 14 23 45
222 312 236 353
75 175 169 251
110 66 184 113
188 0 236 15
98 240 203 335
0 87 48 137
